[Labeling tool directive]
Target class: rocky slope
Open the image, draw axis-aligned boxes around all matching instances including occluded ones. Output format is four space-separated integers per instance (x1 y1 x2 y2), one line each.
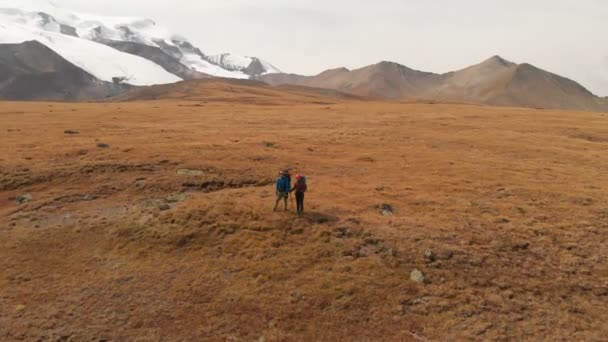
0 41 127 101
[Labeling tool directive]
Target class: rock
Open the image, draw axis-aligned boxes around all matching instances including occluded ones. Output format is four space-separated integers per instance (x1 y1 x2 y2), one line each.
332 227 352 238
439 250 454 260
424 249 436 262
97 143 110 148
396 304 407 315
15 194 32 204
386 248 397 257
496 217 510 223
357 156 375 162
64 130 80 134
166 194 187 203
410 269 425 284
177 169 204 176
77 149 88 155
159 204 171 211
15 304 26 311
83 194 98 201
512 242 530 251
379 204 394 216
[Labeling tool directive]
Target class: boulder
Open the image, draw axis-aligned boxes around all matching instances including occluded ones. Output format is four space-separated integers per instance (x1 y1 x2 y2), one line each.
410 269 425 284
379 204 394 216
15 194 32 204
177 169 204 176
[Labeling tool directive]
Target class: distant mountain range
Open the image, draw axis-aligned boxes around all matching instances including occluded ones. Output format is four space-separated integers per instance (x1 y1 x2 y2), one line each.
261 56 608 112
0 0 606 112
0 0 280 86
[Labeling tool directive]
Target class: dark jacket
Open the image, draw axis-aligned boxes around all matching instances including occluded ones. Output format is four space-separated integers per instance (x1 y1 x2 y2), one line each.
291 179 307 193
276 176 291 193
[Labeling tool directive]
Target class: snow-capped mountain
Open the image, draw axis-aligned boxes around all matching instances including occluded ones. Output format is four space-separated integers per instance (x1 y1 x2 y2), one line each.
0 0 281 87
208 54 282 76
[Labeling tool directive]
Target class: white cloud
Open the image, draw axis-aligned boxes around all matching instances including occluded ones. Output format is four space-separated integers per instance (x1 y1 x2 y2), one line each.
50 0 608 95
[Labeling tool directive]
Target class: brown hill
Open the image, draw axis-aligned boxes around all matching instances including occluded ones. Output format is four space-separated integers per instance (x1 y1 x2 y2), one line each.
263 62 444 99
114 78 362 104
261 56 608 112
0 41 127 101
431 56 608 111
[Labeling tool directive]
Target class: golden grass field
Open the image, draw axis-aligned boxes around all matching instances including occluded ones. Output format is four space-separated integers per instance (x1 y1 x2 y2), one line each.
1 82 607 340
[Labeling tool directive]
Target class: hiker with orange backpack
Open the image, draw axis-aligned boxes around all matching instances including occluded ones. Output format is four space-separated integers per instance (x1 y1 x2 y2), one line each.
290 174 307 216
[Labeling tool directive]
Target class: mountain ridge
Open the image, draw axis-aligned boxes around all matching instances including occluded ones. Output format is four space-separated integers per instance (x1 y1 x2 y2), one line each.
261 56 608 112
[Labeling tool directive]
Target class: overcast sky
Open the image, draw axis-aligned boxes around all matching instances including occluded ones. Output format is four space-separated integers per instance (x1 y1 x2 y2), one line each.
54 0 608 96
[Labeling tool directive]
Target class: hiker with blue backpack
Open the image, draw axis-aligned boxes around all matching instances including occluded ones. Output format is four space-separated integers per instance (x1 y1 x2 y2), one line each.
290 174 307 216
274 169 291 211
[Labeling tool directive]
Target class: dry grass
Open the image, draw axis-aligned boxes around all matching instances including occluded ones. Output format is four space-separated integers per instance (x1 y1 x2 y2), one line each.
0 90 607 340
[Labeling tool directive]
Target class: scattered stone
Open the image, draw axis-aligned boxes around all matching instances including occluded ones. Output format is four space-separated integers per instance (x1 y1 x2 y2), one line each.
177 169 205 176
289 291 304 304
397 304 408 315
357 156 375 162
166 194 187 203
386 248 397 257
512 242 530 251
332 227 352 238
64 130 80 135
15 194 32 205
83 194 98 201
495 217 510 224
97 143 110 148
77 149 88 156
263 142 276 148
424 249 436 263
15 304 26 311
379 204 394 216
439 250 454 260
410 269 425 284
364 237 380 245
159 204 171 211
